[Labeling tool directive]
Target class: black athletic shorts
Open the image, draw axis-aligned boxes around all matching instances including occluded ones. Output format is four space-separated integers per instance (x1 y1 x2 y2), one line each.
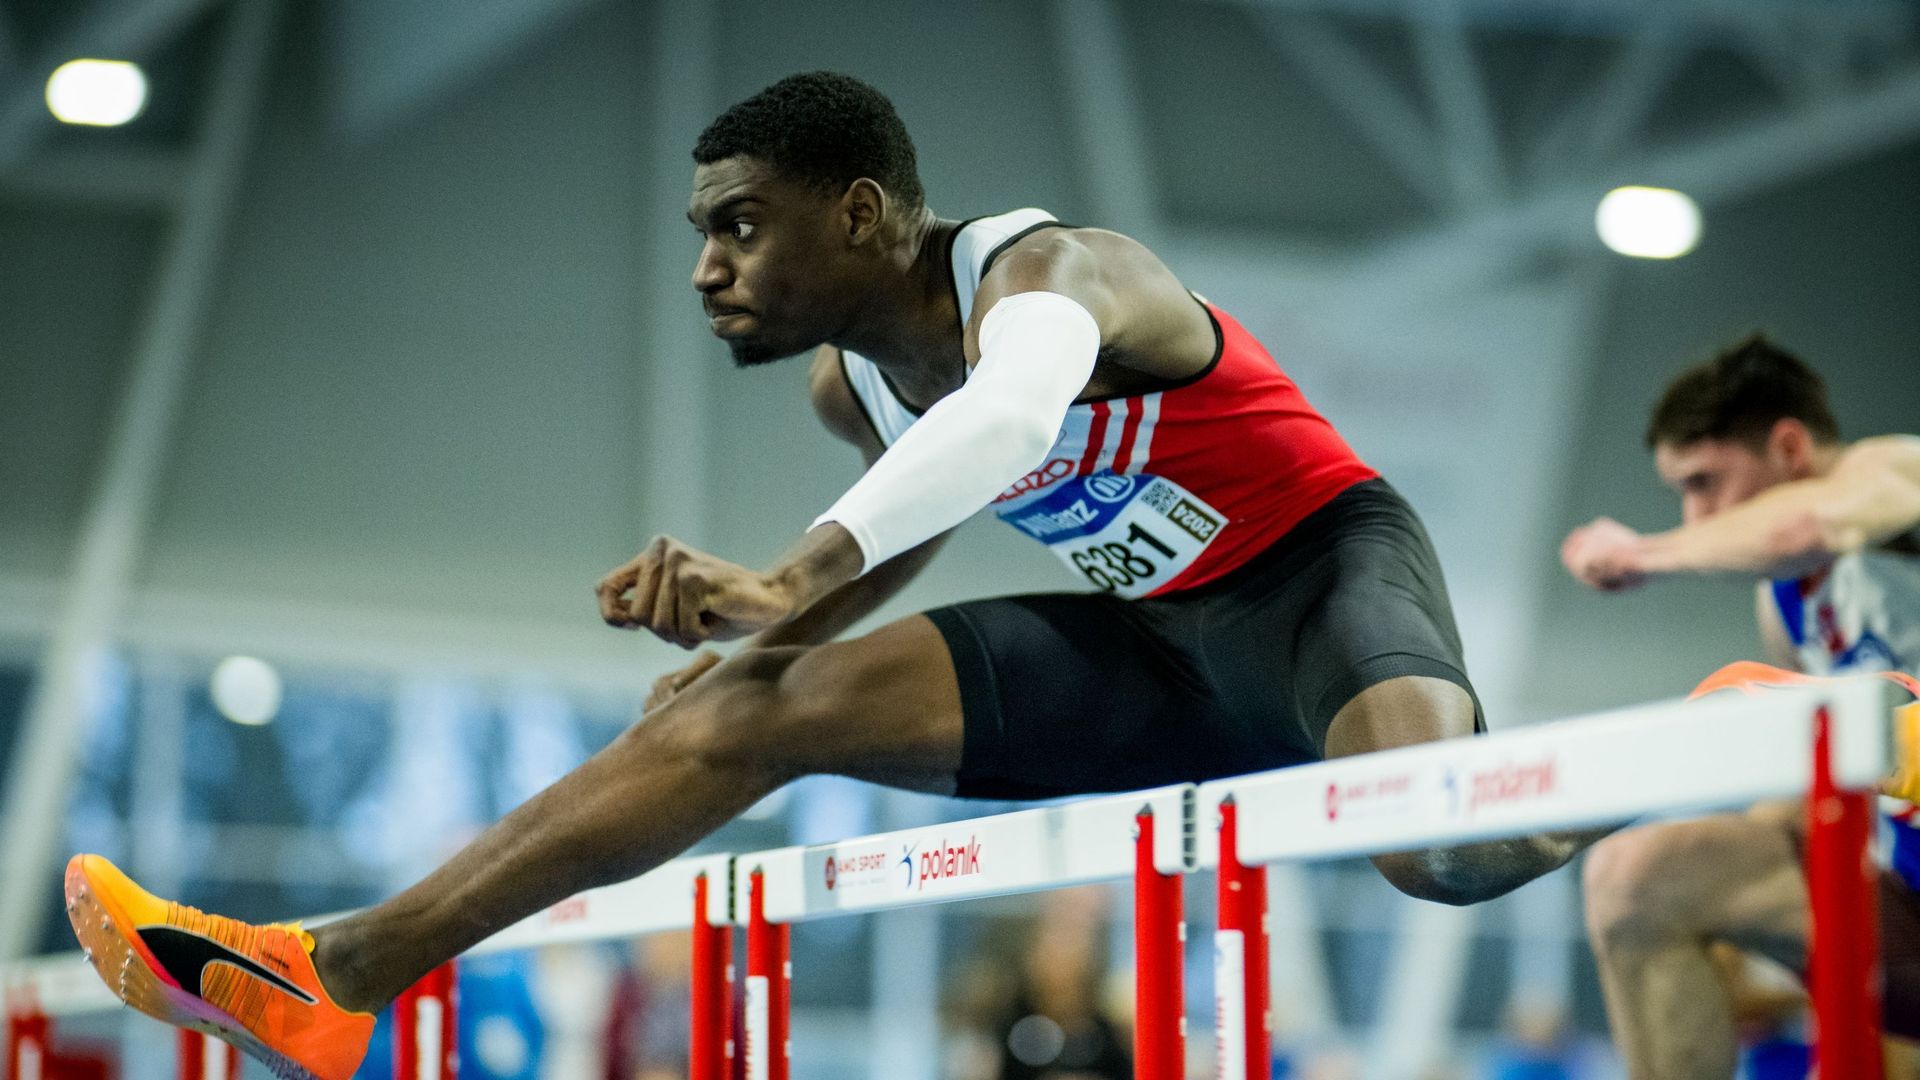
925 478 1480 800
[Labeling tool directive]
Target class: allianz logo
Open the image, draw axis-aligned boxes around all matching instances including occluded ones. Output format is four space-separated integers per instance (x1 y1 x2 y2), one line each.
1012 499 1098 538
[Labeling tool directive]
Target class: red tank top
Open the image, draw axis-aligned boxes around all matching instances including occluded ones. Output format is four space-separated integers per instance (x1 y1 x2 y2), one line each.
841 209 1377 598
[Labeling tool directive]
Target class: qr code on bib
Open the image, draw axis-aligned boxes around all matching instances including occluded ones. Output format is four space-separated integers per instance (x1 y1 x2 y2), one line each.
1139 479 1177 514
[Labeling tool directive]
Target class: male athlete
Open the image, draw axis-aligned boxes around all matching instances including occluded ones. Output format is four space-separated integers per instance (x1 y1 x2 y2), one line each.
1562 335 1920 1077
67 73 1598 1080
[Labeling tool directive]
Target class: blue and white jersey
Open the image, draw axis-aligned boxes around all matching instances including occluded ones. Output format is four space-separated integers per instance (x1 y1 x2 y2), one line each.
1772 543 1920 888
1771 550 1920 676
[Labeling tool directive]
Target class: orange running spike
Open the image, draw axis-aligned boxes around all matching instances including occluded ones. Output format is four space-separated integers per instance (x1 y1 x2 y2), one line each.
64 855 374 1080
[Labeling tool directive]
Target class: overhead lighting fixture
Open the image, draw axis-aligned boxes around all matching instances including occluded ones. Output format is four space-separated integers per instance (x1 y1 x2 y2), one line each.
1596 186 1702 260
210 656 283 726
45 59 149 127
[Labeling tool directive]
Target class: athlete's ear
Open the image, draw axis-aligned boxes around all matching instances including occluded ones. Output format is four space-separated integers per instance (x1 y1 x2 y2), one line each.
843 178 887 246
1768 417 1816 478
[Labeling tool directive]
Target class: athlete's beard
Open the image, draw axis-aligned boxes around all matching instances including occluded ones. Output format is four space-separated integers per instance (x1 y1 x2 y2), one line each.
727 334 807 368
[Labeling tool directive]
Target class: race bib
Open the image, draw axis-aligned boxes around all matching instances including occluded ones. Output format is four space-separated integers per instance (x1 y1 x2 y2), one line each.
995 471 1226 598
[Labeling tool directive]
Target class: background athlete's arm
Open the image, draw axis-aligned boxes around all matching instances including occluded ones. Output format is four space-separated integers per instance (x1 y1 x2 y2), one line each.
1565 435 1920 588
642 347 951 708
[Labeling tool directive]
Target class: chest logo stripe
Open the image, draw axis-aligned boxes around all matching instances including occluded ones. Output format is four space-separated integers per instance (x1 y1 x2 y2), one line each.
1110 395 1147 475
1076 401 1112 474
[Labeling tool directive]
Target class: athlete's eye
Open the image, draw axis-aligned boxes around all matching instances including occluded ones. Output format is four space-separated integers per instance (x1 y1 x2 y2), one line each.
729 221 756 241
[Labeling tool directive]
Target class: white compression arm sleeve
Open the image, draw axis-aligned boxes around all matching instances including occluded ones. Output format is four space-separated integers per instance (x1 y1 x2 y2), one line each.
813 290 1101 573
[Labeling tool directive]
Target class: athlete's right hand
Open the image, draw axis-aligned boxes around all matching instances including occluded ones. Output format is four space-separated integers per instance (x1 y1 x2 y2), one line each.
646 650 722 711
596 535 800 648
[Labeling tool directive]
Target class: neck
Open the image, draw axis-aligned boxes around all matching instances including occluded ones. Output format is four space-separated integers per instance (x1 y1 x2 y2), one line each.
832 209 961 375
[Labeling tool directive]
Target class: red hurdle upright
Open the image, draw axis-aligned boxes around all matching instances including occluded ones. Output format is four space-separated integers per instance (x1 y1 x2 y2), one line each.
690 872 734 1080
6 998 48 1080
1214 797 1269 1080
1806 704 1883 1080
176 1030 240 1080
1134 806 1186 1080
744 869 790 1080
394 962 458 1080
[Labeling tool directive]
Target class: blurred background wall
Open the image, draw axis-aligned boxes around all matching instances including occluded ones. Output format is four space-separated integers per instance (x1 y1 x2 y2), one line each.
1 1 1917 1077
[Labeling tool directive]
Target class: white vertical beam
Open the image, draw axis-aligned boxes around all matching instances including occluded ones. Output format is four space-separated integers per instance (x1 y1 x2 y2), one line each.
1266 865 1338 1041
864 790 940 1080
638 0 717 546
1504 873 1574 1018
1256 14 1454 208
0 0 281 960
1367 902 1476 1079
865 906 942 1080
1049 0 1164 242
127 658 190 899
1409 0 1505 207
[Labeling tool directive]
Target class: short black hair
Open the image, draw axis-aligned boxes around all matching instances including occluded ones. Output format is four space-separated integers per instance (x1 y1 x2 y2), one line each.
1646 333 1841 450
694 72 924 210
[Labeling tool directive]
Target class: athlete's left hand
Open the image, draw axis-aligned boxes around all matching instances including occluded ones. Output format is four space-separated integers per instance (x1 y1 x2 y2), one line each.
1562 517 1650 592
597 536 798 648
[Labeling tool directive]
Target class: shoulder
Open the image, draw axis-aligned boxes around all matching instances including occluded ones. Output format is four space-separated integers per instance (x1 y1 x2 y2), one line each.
971 227 1175 338
979 226 1159 293
807 346 884 458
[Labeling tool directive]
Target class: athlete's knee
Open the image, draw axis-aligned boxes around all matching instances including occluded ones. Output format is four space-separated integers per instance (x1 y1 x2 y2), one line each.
1372 850 1495 907
639 645 819 773
1583 826 1693 944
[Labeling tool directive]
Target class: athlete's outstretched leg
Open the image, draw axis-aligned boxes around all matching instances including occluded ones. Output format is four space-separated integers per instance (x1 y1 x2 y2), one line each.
312 614 963 1011
1581 811 1808 1080
1323 676 1609 905
68 610 965 1079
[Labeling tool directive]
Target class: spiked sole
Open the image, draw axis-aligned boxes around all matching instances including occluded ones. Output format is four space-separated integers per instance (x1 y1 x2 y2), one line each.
64 862 325 1080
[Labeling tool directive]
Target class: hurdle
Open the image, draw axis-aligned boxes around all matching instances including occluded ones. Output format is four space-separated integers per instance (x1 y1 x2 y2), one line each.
1197 675 1903 1079
2 675 1909 1080
732 784 1192 1080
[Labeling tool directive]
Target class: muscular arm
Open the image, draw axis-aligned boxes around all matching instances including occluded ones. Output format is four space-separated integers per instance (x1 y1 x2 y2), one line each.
806 241 1114 576
1638 436 1920 578
750 347 952 648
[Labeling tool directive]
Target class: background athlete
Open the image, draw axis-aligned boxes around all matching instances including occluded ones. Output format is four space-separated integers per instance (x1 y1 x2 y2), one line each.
66 72 1599 1080
1563 335 1920 1077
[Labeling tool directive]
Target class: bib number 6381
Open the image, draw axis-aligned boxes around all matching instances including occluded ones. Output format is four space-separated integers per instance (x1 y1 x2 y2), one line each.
1069 523 1179 592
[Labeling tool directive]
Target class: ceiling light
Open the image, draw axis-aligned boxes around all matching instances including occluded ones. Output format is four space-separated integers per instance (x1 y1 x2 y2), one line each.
45 59 148 127
1596 186 1701 260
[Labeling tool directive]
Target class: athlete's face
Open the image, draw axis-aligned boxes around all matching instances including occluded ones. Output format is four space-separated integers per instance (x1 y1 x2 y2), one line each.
688 157 857 367
1653 420 1818 525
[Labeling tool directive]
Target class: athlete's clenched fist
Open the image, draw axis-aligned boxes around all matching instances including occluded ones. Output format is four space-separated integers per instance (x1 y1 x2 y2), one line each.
1561 516 1650 592
597 536 799 648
